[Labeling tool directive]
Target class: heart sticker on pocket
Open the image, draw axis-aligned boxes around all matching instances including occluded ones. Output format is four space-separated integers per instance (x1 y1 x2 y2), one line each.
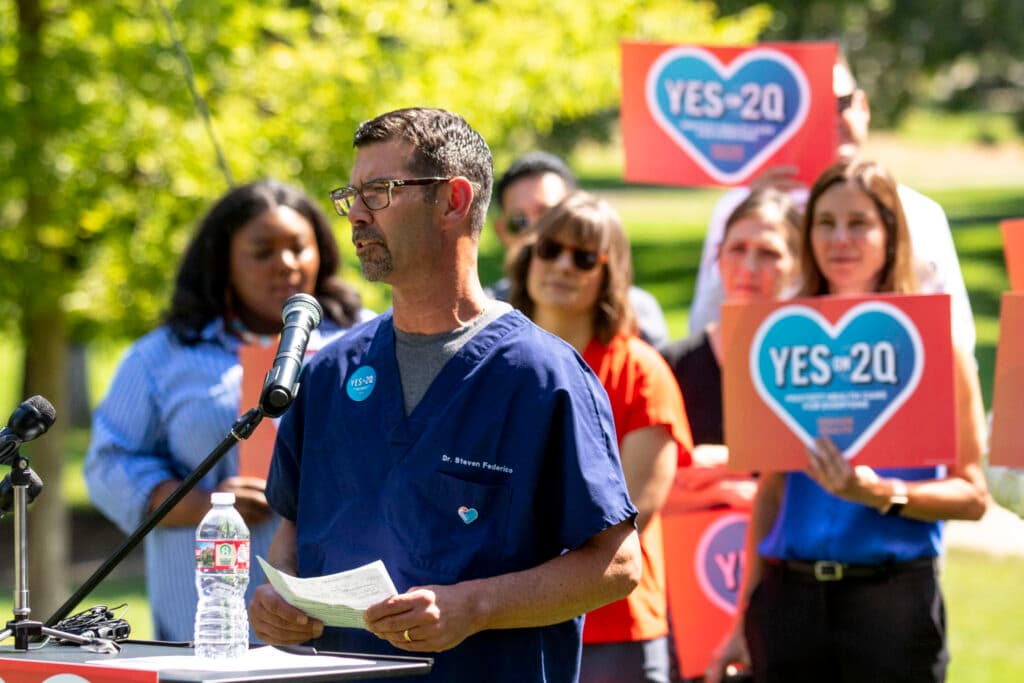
457 506 478 525
644 46 810 184
749 302 924 459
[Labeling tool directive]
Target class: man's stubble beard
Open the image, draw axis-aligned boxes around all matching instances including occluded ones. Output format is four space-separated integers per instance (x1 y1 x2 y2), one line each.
358 247 394 282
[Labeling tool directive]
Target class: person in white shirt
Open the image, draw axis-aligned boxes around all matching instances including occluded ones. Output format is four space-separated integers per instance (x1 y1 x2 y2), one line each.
689 55 975 357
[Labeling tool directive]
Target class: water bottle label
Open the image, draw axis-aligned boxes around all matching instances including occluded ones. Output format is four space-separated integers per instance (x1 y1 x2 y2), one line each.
196 539 251 571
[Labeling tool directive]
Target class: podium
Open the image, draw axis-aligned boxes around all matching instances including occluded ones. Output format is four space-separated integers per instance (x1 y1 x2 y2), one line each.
0 641 432 682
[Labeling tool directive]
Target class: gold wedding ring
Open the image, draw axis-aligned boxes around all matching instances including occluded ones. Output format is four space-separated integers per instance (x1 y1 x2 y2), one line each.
403 629 412 642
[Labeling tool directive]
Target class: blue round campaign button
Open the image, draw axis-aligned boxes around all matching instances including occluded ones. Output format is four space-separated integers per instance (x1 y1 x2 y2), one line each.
346 365 377 402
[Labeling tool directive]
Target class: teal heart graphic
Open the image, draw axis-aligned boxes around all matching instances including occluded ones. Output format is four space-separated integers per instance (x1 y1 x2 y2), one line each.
645 46 809 184
457 506 478 524
750 302 923 458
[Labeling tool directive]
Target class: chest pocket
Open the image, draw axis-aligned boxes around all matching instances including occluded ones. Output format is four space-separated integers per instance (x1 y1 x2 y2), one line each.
386 470 512 581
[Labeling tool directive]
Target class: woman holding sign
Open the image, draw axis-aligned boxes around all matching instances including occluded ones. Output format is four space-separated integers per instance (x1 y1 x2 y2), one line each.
508 191 693 683
661 189 800 683
707 158 989 683
85 179 369 642
662 188 801 507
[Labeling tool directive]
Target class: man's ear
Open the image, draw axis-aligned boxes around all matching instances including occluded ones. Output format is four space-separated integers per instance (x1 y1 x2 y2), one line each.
443 176 475 223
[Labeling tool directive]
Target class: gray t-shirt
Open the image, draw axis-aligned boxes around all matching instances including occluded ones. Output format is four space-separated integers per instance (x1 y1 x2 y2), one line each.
394 301 513 415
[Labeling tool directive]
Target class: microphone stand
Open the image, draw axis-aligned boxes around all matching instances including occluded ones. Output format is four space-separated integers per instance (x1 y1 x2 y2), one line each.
44 407 266 633
0 450 117 652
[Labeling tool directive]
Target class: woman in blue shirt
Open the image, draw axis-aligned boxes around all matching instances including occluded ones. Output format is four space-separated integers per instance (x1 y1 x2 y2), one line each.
708 158 989 683
84 179 369 641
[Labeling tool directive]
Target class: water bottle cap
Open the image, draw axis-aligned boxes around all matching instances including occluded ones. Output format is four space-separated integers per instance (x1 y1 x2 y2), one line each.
211 491 235 506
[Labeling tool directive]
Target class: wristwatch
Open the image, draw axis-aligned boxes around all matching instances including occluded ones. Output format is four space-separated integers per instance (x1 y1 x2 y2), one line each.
879 479 909 516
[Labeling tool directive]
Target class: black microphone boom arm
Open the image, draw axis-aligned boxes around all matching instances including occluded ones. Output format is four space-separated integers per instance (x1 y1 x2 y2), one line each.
47 408 264 627
49 293 323 626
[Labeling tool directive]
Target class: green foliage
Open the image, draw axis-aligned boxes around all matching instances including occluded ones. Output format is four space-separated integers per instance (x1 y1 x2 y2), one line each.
1 0 767 343
716 0 1024 132
893 108 1021 147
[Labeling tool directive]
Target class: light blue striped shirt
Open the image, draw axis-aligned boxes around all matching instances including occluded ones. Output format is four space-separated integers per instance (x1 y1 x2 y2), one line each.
84 315 363 641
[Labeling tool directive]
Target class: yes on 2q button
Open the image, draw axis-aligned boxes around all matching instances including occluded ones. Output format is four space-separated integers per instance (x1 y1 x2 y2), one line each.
347 366 377 402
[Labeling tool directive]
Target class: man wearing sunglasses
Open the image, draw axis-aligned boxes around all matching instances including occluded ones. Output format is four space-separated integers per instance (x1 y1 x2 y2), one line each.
250 108 642 683
689 51 974 359
490 151 670 348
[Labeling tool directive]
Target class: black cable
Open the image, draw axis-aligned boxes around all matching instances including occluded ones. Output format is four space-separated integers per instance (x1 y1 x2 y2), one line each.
150 0 235 188
53 604 132 643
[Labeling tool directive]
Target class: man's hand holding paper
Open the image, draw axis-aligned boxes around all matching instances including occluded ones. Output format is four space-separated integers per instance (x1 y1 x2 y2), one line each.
364 583 482 653
249 582 324 645
257 557 398 627
251 556 398 645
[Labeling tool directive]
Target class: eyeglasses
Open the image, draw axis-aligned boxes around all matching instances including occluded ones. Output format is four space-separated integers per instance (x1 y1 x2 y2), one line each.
329 177 452 216
506 213 531 235
837 92 855 114
534 238 607 271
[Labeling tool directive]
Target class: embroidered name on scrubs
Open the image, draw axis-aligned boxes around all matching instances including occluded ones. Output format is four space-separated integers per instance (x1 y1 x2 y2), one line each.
457 506 479 524
346 365 377 402
440 453 514 474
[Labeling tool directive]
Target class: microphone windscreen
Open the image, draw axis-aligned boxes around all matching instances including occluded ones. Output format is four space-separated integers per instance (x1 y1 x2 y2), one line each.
26 395 56 429
282 293 323 328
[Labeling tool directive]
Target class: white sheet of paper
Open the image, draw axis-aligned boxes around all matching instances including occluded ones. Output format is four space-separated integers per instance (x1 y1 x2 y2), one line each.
257 556 398 629
87 645 376 671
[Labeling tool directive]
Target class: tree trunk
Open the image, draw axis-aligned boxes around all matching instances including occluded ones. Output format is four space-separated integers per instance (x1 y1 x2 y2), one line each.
15 0 71 623
66 343 92 428
22 311 69 623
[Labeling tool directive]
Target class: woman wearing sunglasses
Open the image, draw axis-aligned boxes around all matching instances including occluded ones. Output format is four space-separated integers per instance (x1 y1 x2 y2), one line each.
508 191 693 683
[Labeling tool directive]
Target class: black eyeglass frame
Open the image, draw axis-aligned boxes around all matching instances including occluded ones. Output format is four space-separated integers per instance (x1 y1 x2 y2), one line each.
533 237 608 271
329 176 452 216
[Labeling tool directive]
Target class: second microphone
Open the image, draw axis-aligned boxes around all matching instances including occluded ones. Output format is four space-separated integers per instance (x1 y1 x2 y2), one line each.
259 294 323 418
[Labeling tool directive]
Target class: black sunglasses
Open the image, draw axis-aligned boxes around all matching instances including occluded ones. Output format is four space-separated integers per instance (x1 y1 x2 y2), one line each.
534 238 608 271
837 92 855 113
506 214 531 235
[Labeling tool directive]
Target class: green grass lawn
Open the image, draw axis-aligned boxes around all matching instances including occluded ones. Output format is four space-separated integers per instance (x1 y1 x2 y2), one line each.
0 579 153 643
0 544 1019 681
943 549 1024 681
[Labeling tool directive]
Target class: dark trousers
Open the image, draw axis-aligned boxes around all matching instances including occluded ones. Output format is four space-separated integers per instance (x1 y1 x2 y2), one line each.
744 560 947 683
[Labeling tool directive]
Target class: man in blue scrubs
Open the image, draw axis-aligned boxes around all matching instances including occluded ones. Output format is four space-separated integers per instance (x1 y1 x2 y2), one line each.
249 107 642 682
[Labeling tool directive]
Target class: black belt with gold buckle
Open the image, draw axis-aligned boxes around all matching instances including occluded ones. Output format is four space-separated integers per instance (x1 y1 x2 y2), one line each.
769 557 935 582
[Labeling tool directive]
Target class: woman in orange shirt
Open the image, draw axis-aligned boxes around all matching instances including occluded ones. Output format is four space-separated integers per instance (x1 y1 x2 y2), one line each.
508 191 693 683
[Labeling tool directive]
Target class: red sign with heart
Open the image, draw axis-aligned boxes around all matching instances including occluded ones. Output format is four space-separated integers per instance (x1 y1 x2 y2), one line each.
621 41 837 188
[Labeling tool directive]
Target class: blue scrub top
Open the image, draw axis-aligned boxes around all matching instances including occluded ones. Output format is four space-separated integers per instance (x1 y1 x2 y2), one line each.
760 468 943 564
267 310 636 683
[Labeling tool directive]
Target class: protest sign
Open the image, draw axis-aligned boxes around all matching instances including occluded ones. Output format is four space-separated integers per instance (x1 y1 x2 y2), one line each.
990 292 1024 466
238 330 338 478
662 502 748 679
621 41 836 187
722 294 955 471
0 658 156 683
239 343 279 479
999 218 1024 292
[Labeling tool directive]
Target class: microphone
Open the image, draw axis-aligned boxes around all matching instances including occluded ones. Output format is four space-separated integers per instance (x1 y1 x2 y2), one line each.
259 293 323 418
0 466 43 520
0 395 57 467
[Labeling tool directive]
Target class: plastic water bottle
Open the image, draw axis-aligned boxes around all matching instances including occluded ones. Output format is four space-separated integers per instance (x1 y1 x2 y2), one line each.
194 491 250 658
